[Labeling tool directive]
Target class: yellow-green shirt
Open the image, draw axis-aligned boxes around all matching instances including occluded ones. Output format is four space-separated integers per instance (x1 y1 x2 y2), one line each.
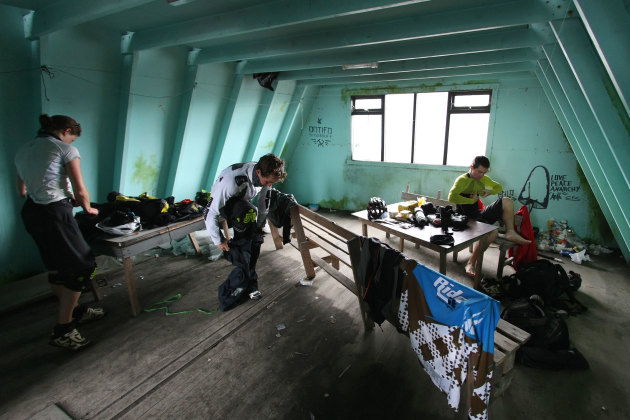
448 173 502 205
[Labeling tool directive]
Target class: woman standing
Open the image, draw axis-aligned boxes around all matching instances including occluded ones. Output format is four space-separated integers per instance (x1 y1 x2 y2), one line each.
15 114 104 351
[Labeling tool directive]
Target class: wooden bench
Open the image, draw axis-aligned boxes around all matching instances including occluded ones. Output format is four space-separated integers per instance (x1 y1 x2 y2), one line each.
290 204 530 405
289 205 373 330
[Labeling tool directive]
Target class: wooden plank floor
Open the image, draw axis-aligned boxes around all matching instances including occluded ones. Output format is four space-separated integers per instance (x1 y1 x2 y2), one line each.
2 211 630 420
0 236 459 420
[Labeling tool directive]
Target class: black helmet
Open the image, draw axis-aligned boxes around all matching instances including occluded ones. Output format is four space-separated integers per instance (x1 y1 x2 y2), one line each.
367 197 388 220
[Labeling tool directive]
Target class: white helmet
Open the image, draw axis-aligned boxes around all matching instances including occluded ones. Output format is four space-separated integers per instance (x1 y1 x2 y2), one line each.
96 215 142 236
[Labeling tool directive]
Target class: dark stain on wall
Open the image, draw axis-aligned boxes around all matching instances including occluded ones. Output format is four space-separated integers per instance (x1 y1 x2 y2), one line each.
576 163 615 245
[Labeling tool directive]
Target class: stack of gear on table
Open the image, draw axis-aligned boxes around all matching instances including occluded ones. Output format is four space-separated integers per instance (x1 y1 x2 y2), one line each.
366 197 469 232
75 191 207 240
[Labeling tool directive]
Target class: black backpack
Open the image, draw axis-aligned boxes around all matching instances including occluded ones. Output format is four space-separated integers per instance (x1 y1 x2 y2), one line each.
504 259 585 310
501 297 589 370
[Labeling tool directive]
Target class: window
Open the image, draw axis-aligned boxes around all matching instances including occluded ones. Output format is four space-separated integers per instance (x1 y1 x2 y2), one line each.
351 90 492 166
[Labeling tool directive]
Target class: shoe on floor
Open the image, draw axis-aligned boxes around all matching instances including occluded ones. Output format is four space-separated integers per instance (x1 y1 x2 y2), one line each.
76 307 106 324
49 329 91 351
249 291 262 300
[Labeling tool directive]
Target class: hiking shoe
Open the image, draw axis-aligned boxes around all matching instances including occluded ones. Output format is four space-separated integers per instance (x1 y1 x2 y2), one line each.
76 307 106 324
249 291 262 300
49 329 91 351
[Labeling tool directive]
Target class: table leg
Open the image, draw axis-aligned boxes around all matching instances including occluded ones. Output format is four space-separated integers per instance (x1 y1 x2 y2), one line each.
473 250 485 290
362 223 368 237
188 232 201 255
123 257 141 316
398 237 404 252
439 252 447 275
89 276 103 302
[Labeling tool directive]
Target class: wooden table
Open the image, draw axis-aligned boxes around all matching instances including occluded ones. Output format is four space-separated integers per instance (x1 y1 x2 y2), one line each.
90 216 207 316
352 204 497 289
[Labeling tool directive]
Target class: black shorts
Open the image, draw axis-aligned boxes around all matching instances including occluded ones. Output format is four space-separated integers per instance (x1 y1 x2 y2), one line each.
457 198 504 225
21 198 96 292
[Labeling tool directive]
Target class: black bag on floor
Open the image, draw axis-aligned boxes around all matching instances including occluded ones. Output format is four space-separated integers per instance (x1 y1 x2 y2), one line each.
504 259 586 312
501 297 589 370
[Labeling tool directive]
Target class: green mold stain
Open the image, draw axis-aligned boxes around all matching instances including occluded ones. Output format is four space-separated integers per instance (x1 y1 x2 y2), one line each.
318 196 359 211
132 154 159 193
340 80 489 104
464 79 495 85
575 164 614 244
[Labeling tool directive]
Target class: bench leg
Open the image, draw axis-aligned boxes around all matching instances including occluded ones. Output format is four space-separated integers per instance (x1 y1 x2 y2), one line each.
123 257 141 317
291 206 316 279
347 237 375 332
268 221 284 250
497 245 508 279
321 255 340 270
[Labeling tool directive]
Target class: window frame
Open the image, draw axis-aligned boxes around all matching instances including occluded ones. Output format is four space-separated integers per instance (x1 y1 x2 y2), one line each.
443 89 492 165
351 95 385 161
350 89 493 166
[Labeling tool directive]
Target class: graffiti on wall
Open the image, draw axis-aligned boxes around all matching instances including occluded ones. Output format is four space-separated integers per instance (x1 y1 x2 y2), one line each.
549 174 581 202
498 189 515 199
309 117 333 147
517 165 582 209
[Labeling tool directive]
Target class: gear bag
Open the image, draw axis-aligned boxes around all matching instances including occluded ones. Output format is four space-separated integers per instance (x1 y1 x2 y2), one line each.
504 259 585 311
501 296 589 370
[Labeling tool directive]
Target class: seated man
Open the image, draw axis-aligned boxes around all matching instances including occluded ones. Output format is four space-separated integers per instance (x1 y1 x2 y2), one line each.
448 155 530 277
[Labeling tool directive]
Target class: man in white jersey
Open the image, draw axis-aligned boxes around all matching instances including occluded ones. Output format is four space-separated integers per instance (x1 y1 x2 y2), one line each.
204 154 287 309
204 154 286 251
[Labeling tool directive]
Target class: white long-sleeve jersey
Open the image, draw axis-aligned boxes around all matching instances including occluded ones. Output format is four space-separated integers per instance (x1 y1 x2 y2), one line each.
204 162 270 245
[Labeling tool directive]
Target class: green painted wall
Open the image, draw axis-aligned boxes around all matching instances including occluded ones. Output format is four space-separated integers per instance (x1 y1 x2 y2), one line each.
0 4 620 284
215 76 267 173
283 76 615 246
0 10 295 283
1 6 42 282
122 47 188 197
170 62 235 199
43 25 122 202
254 80 297 159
